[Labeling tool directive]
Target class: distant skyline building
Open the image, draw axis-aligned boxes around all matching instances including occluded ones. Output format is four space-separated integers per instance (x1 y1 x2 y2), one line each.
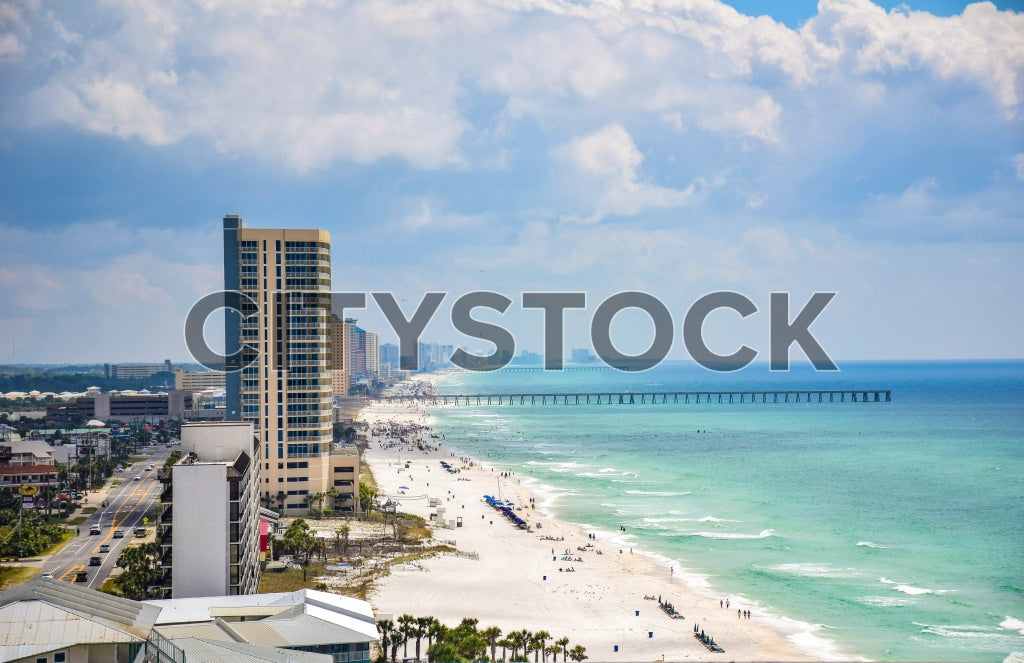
329 314 352 397
571 348 596 363
379 343 399 373
173 366 226 392
223 215 345 515
363 330 379 378
104 360 172 379
348 321 366 378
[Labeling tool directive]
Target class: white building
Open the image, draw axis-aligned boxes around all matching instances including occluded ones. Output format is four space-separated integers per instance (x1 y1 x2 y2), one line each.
147 589 378 663
161 421 262 598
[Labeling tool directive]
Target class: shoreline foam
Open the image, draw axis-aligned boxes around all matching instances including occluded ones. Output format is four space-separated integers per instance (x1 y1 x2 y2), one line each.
357 396 854 662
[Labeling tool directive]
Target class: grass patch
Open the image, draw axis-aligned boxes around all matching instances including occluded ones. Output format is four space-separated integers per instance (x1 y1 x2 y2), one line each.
360 464 377 495
0 565 40 588
387 545 455 566
81 506 97 515
99 578 122 596
258 562 327 594
39 530 77 556
64 516 88 526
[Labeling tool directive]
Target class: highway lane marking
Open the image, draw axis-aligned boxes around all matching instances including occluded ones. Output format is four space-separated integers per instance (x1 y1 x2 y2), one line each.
59 563 84 582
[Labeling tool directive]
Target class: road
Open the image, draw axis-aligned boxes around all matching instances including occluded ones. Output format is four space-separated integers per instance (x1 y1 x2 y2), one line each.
40 446 172 590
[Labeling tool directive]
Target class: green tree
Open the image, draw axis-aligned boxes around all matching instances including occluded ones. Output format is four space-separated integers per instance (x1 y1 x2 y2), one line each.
282 517 318 575
481 626 503 663
427 618 448 662
428 641 464 663
555 637 569 662
532 630 550 663
414 616 433 662
377 618 395 663
359 481 377 516
398 613 416 658
112 542 162 599
567 646 587 663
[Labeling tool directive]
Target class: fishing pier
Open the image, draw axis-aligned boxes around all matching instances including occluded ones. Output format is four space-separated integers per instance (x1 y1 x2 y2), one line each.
382 389 892 406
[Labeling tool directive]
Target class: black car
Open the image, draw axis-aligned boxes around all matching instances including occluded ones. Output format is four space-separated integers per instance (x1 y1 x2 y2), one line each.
89 556 101 566
75 570 88 582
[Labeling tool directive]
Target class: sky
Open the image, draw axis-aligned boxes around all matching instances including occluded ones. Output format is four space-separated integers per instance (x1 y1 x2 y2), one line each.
0 0 1022 367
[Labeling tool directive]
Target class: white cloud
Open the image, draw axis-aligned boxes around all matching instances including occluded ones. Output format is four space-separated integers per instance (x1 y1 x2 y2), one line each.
699 94 781 144
804 0 1024 116
1012 153 1024 183
3 0 1019 172
558 123 699 223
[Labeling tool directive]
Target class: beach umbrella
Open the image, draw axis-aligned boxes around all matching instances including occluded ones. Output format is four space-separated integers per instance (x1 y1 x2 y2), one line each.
399 485 409 489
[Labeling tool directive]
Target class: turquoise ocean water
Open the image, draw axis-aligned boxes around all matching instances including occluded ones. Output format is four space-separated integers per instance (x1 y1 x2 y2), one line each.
423 360 1024 662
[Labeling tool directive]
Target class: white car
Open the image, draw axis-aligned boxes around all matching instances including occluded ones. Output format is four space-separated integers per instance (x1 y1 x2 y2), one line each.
134 474 142 481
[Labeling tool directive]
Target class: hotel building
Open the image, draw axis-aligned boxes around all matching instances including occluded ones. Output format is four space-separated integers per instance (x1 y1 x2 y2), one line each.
223 215 359 515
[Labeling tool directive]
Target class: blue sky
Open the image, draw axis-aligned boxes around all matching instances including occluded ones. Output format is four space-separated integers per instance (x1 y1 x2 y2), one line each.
0 0 1022 366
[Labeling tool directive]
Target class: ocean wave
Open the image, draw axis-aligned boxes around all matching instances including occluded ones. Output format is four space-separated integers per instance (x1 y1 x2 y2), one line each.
623 489 692 497
769 563 861 579
856 541 890 549
1002 616 1024 636
879 577 897 585
894 584 955 595
699 515 739 523
857 595 916 607
574 471 638 478
917 622 1013 639
687 528 775 540
526 460 588 469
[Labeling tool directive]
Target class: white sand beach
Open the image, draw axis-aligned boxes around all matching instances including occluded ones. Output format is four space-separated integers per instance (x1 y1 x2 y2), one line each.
358 397 811 662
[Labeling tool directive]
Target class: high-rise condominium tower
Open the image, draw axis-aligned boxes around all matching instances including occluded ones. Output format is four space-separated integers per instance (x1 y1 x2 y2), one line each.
223 215 359 515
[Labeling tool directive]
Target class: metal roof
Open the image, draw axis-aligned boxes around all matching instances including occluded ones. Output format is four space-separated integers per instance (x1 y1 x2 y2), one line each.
169 637 331 662
0 592 152 661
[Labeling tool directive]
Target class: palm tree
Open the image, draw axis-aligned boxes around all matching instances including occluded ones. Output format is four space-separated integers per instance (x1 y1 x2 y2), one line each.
326 486 340 516
568 645 587 663
426 619 448 663
377 619 395 663
555 637 569 662
545 644 560 662
413 616 431 662
481 625 502 662
512 629 531 661
497 636 513 662
532 630 551 662
398 613 416 658
460 633 488 661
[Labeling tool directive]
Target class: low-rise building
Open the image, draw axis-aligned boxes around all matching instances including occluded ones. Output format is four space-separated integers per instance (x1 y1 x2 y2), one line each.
0 577 160 663
147 588 378 663
174 367 227 392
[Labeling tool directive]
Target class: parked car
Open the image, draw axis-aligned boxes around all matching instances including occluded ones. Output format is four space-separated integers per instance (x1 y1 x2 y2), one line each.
89 556 101 566
75 570 88 582
113 529 125 538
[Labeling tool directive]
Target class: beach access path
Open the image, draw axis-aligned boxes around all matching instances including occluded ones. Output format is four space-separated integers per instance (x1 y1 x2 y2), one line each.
360 400 811 662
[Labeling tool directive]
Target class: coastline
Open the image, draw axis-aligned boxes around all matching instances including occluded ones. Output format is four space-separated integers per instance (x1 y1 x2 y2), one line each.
357 391 823 662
